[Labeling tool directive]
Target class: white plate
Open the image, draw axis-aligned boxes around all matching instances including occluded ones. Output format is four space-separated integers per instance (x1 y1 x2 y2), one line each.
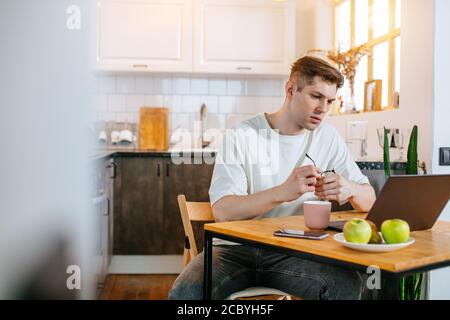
333 233 415 253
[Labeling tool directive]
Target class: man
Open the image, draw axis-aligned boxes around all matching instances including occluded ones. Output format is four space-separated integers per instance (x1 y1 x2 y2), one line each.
169 56 376 300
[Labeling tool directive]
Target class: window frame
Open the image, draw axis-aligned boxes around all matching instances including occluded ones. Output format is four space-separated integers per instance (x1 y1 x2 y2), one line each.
333 0 401 110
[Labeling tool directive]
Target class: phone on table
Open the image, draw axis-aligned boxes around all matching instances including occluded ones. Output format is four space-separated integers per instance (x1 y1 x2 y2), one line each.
326 220 347 232
273 229 328 240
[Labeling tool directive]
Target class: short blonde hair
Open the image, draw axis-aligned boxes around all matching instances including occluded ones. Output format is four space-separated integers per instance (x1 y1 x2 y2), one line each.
289 56 344 92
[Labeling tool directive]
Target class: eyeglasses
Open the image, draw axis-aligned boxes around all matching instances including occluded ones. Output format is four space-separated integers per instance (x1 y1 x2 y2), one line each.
305 153 335 178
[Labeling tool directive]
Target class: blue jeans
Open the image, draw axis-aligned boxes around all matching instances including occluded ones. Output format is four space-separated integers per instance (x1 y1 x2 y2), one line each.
169 245 364 300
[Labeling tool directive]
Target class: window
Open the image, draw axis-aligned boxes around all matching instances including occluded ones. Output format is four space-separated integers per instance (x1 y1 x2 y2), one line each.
334 0 401 112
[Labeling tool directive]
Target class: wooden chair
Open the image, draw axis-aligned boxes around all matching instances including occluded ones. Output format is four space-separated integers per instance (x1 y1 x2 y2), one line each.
177 195 293 300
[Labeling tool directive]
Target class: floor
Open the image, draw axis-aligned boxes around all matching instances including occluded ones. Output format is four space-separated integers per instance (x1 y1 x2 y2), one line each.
99 274 178 300
99 274 299 300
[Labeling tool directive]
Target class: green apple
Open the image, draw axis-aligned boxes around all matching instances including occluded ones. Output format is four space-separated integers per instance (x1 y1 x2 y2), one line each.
381 219 410 244
343 218 372 244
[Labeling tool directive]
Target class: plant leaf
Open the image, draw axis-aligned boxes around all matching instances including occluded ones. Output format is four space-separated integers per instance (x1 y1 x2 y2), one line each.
407 126 418 174
400 277 405 300
415 273 423 300
384 127 391 177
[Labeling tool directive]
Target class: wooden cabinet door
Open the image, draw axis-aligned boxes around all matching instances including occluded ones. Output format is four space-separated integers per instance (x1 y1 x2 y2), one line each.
162 160 214 254
95 0 193 72
92 157 110 286
193 0 295 75
113 157 164 254
105 158 116 268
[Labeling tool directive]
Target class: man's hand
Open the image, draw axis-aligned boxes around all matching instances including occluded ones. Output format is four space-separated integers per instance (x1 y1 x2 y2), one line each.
314 174 355 205
275 165 322 203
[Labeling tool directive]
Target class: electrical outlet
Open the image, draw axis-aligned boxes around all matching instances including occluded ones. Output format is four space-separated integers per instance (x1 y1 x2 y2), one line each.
439 147 450 166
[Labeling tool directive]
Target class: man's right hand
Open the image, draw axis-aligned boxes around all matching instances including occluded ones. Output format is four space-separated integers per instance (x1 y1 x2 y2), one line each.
275 165 322 203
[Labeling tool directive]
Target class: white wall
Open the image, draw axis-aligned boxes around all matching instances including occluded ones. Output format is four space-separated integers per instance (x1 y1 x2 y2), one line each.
295 0 334 56
323 0 434 168
92 74 286 135
295 0 315 55
429 0 450 300
312 0 334 51
431 0 450 178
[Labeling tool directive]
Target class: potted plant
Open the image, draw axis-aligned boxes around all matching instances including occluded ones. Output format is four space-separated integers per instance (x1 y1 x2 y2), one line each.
383 126 428 299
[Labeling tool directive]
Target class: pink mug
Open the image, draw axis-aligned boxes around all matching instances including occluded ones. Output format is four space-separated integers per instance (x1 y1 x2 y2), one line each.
303 201 332 230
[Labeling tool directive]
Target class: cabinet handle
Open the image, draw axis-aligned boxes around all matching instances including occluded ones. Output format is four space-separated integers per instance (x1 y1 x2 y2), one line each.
104 198 110 216
133 64 148 68
236 66 252 71
106 162 117 179
166 162 170 177
157 163 161 177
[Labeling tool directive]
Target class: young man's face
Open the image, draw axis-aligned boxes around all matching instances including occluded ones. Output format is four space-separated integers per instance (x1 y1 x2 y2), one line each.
286 76 337 131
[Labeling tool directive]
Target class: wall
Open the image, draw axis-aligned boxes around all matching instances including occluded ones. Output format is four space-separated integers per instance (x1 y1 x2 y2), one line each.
295 0 334 55
429 0 450 300
295 0 315 55
92 74 286 139
324 0 434 167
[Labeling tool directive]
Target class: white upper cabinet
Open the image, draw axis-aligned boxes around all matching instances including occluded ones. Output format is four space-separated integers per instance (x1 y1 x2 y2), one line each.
193 0 296 75
95 0 192 72
93 0 296 75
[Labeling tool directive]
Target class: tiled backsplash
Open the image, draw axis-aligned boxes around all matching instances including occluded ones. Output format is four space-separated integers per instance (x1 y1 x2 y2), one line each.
91 74 287 133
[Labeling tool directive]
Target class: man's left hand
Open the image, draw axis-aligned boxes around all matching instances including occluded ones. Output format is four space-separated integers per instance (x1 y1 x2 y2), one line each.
314 174 354 205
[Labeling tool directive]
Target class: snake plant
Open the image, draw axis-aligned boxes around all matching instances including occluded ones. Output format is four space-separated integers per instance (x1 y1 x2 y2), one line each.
383 125 424 300
406 125 418 175
383 127 391 178
401 125 424 299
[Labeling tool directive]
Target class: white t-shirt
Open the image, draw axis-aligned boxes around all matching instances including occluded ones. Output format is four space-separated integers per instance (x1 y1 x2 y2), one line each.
209 113 369 219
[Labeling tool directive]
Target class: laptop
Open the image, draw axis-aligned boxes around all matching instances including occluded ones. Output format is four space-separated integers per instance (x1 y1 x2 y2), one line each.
327 175 450 232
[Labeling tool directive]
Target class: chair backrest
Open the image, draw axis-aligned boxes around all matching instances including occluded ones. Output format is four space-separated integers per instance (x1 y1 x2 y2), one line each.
177 194 297 300
177 195 214 266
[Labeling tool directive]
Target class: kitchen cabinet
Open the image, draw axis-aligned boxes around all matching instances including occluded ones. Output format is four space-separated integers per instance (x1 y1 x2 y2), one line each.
113 155 214 255
92 156 116 291
94 0 193 72
93 0 295 75
162 159 214 253
193 0 296 75
113 157 164 254
103 158 116 276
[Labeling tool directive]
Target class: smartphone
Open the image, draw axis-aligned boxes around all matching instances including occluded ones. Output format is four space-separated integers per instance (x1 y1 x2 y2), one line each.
326 220 347 232
273 229 328 240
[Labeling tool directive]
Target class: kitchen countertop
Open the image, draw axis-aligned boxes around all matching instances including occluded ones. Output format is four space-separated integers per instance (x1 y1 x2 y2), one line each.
90 147 218 160
91 149 407 170
357 160 406 171
90 150 117 161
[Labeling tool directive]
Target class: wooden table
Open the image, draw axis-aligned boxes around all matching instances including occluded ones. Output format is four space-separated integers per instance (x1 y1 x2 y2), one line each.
203 211 450 300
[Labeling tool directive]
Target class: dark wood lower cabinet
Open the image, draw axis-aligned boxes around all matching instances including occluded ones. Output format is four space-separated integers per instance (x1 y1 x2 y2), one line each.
113 156 214 255
113 157 164 254
162 160 214 254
